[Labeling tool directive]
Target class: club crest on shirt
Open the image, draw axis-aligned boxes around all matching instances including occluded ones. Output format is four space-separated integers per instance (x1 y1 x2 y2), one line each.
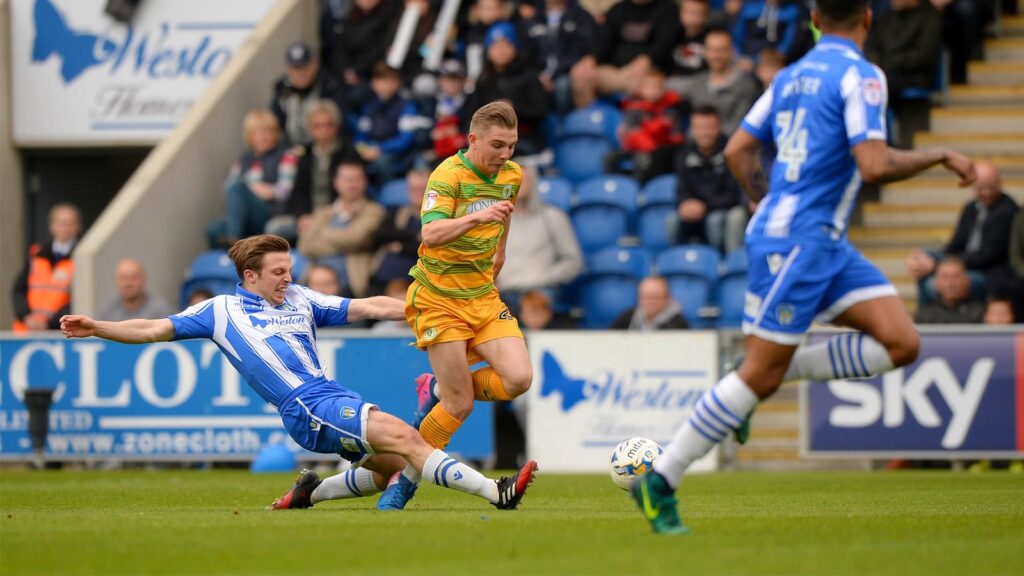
340 406 356 419
767 253 784 275
502 184 514 199
862 78 882 106
776 304 796 326
423 326 438 341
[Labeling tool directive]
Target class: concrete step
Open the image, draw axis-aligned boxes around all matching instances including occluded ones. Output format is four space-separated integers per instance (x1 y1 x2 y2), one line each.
1002 15 1024 36
847 226 951 249
968 62 1024 85
861 247 911 277
914 132 1024 155
947 85 1024 107
929 106 1024 135
881 177 1024 205
861 202 961 227
985 37 1024 60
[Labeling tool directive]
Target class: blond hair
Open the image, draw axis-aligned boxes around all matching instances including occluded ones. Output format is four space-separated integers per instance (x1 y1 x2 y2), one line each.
228 235 291 279
242 109 281 150
469 101 518 134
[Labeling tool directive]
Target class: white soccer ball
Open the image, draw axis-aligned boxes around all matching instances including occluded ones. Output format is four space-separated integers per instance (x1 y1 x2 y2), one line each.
608 437 663 491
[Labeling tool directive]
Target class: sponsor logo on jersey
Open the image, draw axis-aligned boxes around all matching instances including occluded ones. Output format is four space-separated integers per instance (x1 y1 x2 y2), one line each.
465 198 499 214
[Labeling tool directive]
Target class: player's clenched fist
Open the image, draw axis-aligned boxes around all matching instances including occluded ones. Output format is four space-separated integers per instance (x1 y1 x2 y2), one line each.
59 314 96 338
474 201 514 224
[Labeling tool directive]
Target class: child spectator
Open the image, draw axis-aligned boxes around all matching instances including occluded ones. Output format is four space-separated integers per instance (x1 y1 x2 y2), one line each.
207 110 298 248
353 63 421 186
605 67 688 184
430 60 470 161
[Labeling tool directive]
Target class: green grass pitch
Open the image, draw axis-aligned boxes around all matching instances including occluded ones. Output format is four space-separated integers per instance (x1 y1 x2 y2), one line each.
1 469 1022 575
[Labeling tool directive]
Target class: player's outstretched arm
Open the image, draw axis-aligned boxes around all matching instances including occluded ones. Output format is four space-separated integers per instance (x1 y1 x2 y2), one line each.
853 141 976 187
347 296 406 323
724 129 769 203
421 201 512 247
59 315 174 344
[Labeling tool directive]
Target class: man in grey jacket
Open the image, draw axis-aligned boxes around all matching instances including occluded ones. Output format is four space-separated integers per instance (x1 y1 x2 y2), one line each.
498 173 584 310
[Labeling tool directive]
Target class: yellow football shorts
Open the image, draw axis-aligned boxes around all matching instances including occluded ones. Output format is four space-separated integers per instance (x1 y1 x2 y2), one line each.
405 280 523 352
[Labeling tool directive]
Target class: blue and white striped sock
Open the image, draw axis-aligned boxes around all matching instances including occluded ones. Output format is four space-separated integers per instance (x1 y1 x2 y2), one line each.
784 332 894 382
422 449 498 502
311 468 381 503
653 372 758 489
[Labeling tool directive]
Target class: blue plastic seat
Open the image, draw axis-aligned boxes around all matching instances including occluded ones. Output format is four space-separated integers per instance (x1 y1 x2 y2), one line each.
379 179 409 208
655 245 721 327
555 136 613 184
716 248 748 328
180 250 238 306
638 175 679 253
537 177 573 212
579 247 652 328
562 104 621 142
570 176 640 252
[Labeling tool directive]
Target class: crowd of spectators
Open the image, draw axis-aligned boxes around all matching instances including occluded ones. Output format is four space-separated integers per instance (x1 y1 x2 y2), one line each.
17 0 1008 332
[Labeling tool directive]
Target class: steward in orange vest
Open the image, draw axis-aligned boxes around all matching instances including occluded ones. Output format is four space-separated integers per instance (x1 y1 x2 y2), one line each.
12 243 74 332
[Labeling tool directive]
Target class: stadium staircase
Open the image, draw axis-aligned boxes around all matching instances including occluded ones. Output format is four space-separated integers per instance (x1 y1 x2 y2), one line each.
735 9 1024 469
851 6 1024 312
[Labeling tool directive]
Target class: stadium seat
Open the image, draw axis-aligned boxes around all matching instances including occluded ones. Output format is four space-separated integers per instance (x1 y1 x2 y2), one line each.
379 179 409 208
554 136 613 184
638 175 679 253
562 103 621 142
655 245 721 328
571 175 639 252
579 246 652 328
537 177 573 212
179 250 238 306
291 251 309 282
717 249 748 328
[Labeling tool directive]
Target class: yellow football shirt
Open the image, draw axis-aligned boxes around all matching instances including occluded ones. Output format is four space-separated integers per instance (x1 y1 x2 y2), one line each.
410 150 522 299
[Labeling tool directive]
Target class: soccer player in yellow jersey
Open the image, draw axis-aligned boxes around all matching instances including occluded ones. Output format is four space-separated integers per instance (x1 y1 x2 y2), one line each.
377 101 537 510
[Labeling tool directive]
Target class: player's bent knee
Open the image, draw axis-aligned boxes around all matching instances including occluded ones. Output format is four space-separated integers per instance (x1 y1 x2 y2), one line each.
502 366 533 397
889 331 920 367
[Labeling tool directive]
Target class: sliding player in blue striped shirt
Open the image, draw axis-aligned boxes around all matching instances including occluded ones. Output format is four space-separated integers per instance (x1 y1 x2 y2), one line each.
60 235 536 511
632 0 976 534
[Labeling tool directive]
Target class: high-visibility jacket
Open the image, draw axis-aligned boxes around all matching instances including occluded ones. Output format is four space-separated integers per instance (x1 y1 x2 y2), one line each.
12 244 73 333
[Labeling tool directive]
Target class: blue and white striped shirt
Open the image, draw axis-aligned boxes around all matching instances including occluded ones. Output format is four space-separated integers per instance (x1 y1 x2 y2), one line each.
741 35 888 242
169 284 350 407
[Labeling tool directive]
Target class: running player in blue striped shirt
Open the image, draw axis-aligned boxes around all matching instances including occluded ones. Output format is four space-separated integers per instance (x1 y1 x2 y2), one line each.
60 235 536 511
632 0 975 534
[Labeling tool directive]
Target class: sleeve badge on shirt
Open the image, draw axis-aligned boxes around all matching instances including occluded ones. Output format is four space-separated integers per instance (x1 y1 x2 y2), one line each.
424 190 439 210
862 79 882 106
